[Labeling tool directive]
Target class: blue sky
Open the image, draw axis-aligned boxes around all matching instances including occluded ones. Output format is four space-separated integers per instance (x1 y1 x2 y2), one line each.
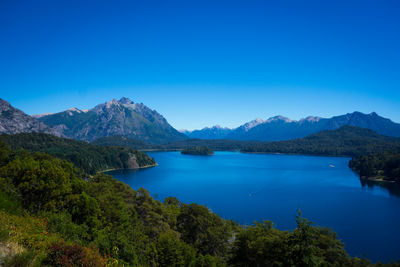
1 0 399 130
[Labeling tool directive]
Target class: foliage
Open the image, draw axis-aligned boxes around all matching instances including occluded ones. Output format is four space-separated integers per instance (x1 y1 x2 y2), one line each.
91 135 260 151
155 230 196 267
0 153 84 212
43 241 106 267
181 146 214 155
229 221 287 267
0 190 22 215
2 250 35 267
177 204 231 257
0 210 60 253
350 152 400 182
0 133 155 174
229 215 354 267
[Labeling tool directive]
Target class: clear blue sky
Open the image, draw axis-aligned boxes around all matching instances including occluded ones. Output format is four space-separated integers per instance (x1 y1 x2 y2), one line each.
1 0 399 130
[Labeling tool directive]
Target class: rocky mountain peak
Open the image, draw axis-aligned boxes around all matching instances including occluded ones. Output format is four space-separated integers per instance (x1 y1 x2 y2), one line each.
106 99 120 108
66 107 87 116
266 115 292 123
241 118 265 131
119 97 134 105
299 116 322 123
0 98 11 109
68 107 82 112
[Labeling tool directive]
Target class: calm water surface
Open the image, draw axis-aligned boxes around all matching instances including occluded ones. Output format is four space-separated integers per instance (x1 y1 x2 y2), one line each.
109 151 400 262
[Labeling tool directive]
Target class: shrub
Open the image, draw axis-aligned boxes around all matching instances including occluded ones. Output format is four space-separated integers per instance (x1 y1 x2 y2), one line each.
44 241 106 267
2 250 35 267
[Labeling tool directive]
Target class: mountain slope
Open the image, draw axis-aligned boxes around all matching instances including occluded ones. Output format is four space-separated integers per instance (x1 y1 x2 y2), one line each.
325 112 400 137
38 97 187 144
0 99 62 136
241 125 400 156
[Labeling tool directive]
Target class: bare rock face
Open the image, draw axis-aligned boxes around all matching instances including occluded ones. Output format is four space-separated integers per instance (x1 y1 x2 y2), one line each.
127 154 140 169
0 99 62 136
37 97 187 144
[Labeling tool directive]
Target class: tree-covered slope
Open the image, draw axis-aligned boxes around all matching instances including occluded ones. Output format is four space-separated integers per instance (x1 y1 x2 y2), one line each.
91 135 151 149
349 152 400 182
0 133 155 174
241 126 400 156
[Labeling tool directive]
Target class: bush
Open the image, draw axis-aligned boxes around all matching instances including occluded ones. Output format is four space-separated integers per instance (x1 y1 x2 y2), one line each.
0 190 21 215
0 226 8 242
2 250 35 267
43 241 106 267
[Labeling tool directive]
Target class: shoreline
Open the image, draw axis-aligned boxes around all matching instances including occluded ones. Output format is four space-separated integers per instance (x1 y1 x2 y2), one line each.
99 163 158 174
361 176 396 184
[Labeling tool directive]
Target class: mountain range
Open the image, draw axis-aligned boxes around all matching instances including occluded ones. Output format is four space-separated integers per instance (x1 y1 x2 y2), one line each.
184 112 400 141
35 97 187 144
1 97 400 144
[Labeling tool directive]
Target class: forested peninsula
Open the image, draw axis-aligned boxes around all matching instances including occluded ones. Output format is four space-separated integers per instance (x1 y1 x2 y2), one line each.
0 133 156 175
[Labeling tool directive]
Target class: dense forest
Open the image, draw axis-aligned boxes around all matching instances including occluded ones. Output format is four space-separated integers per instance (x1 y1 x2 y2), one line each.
349 152 400 182
181 146 214 156
240 126 400 156
91 135 151 150
0 139 397 266
0 133 156 174
91 135 259 151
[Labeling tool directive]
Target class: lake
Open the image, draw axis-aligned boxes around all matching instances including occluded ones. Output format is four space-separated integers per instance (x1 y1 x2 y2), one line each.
109 151 400 263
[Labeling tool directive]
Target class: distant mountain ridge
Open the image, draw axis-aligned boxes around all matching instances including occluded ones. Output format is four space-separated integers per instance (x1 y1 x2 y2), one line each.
183 112 400 141
185 125 232 139
37 97 187 144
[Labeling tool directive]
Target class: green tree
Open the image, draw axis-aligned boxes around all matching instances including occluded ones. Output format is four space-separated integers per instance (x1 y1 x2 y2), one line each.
177 203 232 257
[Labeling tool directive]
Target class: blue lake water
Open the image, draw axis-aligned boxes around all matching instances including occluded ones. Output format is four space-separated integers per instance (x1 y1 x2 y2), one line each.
109 151 400 263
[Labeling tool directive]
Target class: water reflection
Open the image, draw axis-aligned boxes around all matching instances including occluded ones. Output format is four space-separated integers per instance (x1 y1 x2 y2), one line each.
360 178 400 197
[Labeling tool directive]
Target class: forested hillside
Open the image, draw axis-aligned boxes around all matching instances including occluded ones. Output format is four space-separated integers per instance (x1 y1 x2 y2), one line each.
91 135 151 149
0 133 155 174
